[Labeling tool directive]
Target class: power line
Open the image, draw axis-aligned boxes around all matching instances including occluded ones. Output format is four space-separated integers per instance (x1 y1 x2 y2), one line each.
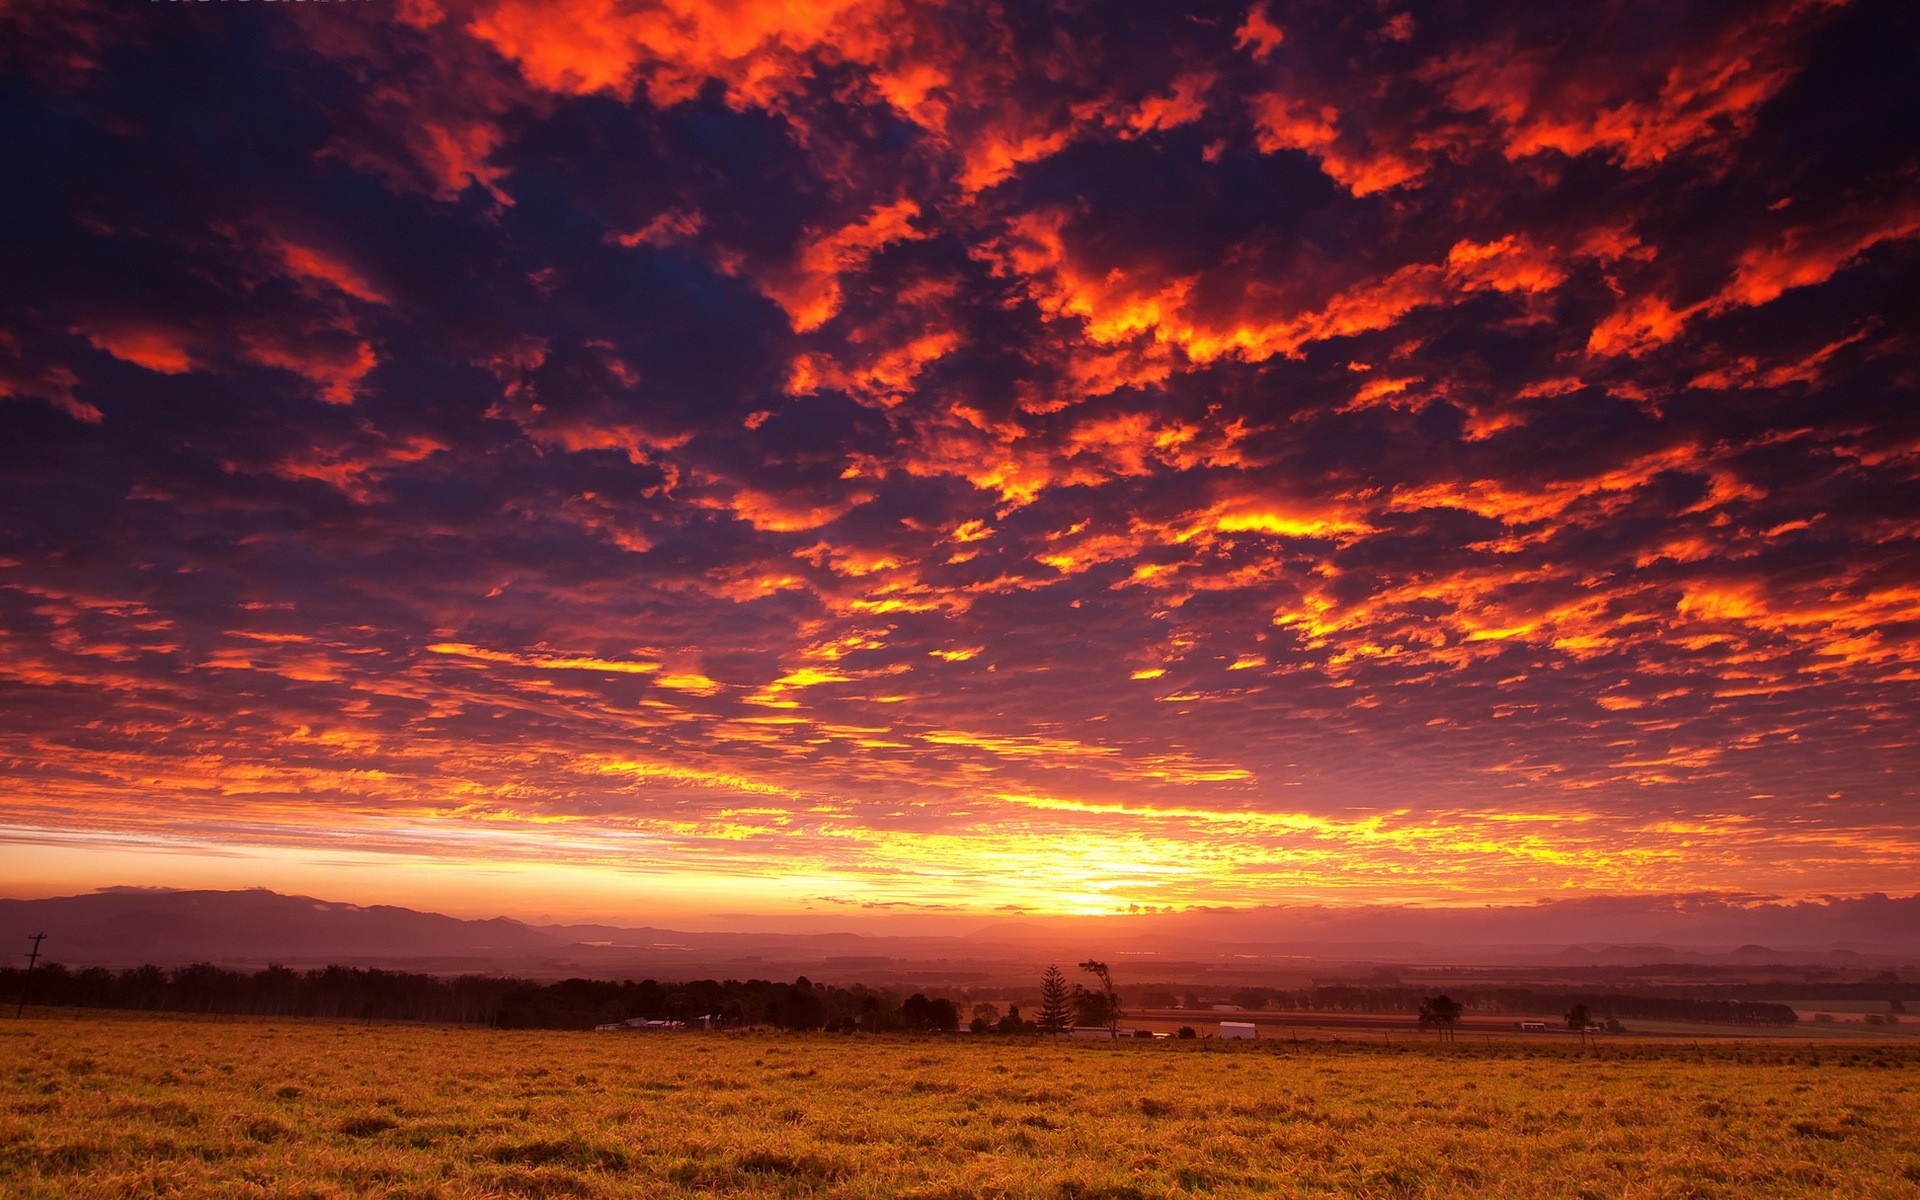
15 933 45 1018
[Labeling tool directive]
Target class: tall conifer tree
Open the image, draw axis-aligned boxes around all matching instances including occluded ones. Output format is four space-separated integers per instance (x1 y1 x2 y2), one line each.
1037 964 1071 1034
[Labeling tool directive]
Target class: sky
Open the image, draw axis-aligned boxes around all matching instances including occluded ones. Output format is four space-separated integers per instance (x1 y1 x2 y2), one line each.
0 0 1916 928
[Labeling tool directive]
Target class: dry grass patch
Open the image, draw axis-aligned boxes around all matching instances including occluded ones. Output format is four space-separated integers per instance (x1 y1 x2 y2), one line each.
0 1018 1916 1198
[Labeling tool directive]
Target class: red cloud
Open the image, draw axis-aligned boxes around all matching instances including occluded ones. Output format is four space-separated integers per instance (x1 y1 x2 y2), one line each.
1428 0 1846 169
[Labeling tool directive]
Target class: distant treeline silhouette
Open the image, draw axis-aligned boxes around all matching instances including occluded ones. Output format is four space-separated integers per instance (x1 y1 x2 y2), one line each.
1499 966 1911 999
4 962 1805 1028
1214 985 1799 1026
0 962 965 1030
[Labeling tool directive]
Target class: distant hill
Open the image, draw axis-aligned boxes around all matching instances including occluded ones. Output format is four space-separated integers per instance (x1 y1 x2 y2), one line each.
0 888 999 977
0 888 562 967
3 887 1916 979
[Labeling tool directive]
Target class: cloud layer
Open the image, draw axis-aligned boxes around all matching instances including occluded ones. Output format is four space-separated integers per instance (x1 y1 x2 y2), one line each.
0 0 1915 919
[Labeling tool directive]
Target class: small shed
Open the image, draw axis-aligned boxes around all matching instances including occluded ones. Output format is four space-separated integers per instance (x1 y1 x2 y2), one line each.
1219 1021 1257 1039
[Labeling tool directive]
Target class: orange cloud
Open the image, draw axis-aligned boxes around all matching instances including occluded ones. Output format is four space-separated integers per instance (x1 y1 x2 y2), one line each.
757 199 926 332
241 333 379 405
983 208 1464 367
1430 0 1843 169
1588 199 1919 357
1688 327 1874 391
0 359 99 423
269 431 448 502
1249 92 1425 195
467 0 877 105
1445 236 1567 295
701 479 875 533
1234 2 1284 61
273 241 392 305
1715 201 1920 311
82 325 194 375
1586 295 1701 358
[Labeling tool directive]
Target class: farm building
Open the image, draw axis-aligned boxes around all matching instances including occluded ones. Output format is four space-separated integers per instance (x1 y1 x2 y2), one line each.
593 1015 721 1031
1219 1021 1257 1039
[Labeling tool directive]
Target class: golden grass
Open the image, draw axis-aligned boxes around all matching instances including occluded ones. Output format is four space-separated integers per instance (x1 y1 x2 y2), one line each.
2 1014 1917 1199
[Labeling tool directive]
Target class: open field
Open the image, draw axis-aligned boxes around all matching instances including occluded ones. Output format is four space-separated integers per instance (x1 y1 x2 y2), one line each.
3 1014 1918 1199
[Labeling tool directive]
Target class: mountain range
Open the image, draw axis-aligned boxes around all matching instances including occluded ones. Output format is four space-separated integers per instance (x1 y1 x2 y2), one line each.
3 888 1916 984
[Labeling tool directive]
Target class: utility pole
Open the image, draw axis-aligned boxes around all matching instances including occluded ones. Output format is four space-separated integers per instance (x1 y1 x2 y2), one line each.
16 933 45 1018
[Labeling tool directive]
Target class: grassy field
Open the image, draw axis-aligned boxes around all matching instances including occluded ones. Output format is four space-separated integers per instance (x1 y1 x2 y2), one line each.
3 1014 1918 1199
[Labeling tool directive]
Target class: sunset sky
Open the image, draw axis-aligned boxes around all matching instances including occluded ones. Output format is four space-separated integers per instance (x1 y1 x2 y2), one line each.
1 0 1915 927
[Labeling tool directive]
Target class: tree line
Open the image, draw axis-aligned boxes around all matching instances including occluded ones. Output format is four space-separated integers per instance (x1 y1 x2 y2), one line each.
0 961 962 1030
0 960 1133 1033
3 960 1798 1029
1223 985 1797 1026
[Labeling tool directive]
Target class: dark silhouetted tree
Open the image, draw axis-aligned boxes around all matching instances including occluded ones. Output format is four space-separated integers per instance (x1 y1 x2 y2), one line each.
772 979 827 1030
1079 960 1122 1038
1566 1002 1591 1043
997 1003 1029 1034
1037 965 1072 1034
901 993 959 1032
1071 986 1111 1029
1418 994 1463 1041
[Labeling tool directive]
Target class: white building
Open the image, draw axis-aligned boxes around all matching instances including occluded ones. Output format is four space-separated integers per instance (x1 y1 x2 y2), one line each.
1219 1021 1256 1039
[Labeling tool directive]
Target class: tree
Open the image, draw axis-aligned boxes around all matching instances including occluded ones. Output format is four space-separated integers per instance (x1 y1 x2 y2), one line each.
970 1001 1001 1033
1079 960 1122 1038
1566 1002 1591 1043
1417 994 1463 1042
1071 985 1112 1029
772 979 827 1031
854 991 898 1032
901 993 959 1033
1037 965 1072 1035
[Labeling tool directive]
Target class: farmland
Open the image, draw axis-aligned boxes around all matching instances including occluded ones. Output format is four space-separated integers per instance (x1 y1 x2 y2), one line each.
3 1015 1918 1199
